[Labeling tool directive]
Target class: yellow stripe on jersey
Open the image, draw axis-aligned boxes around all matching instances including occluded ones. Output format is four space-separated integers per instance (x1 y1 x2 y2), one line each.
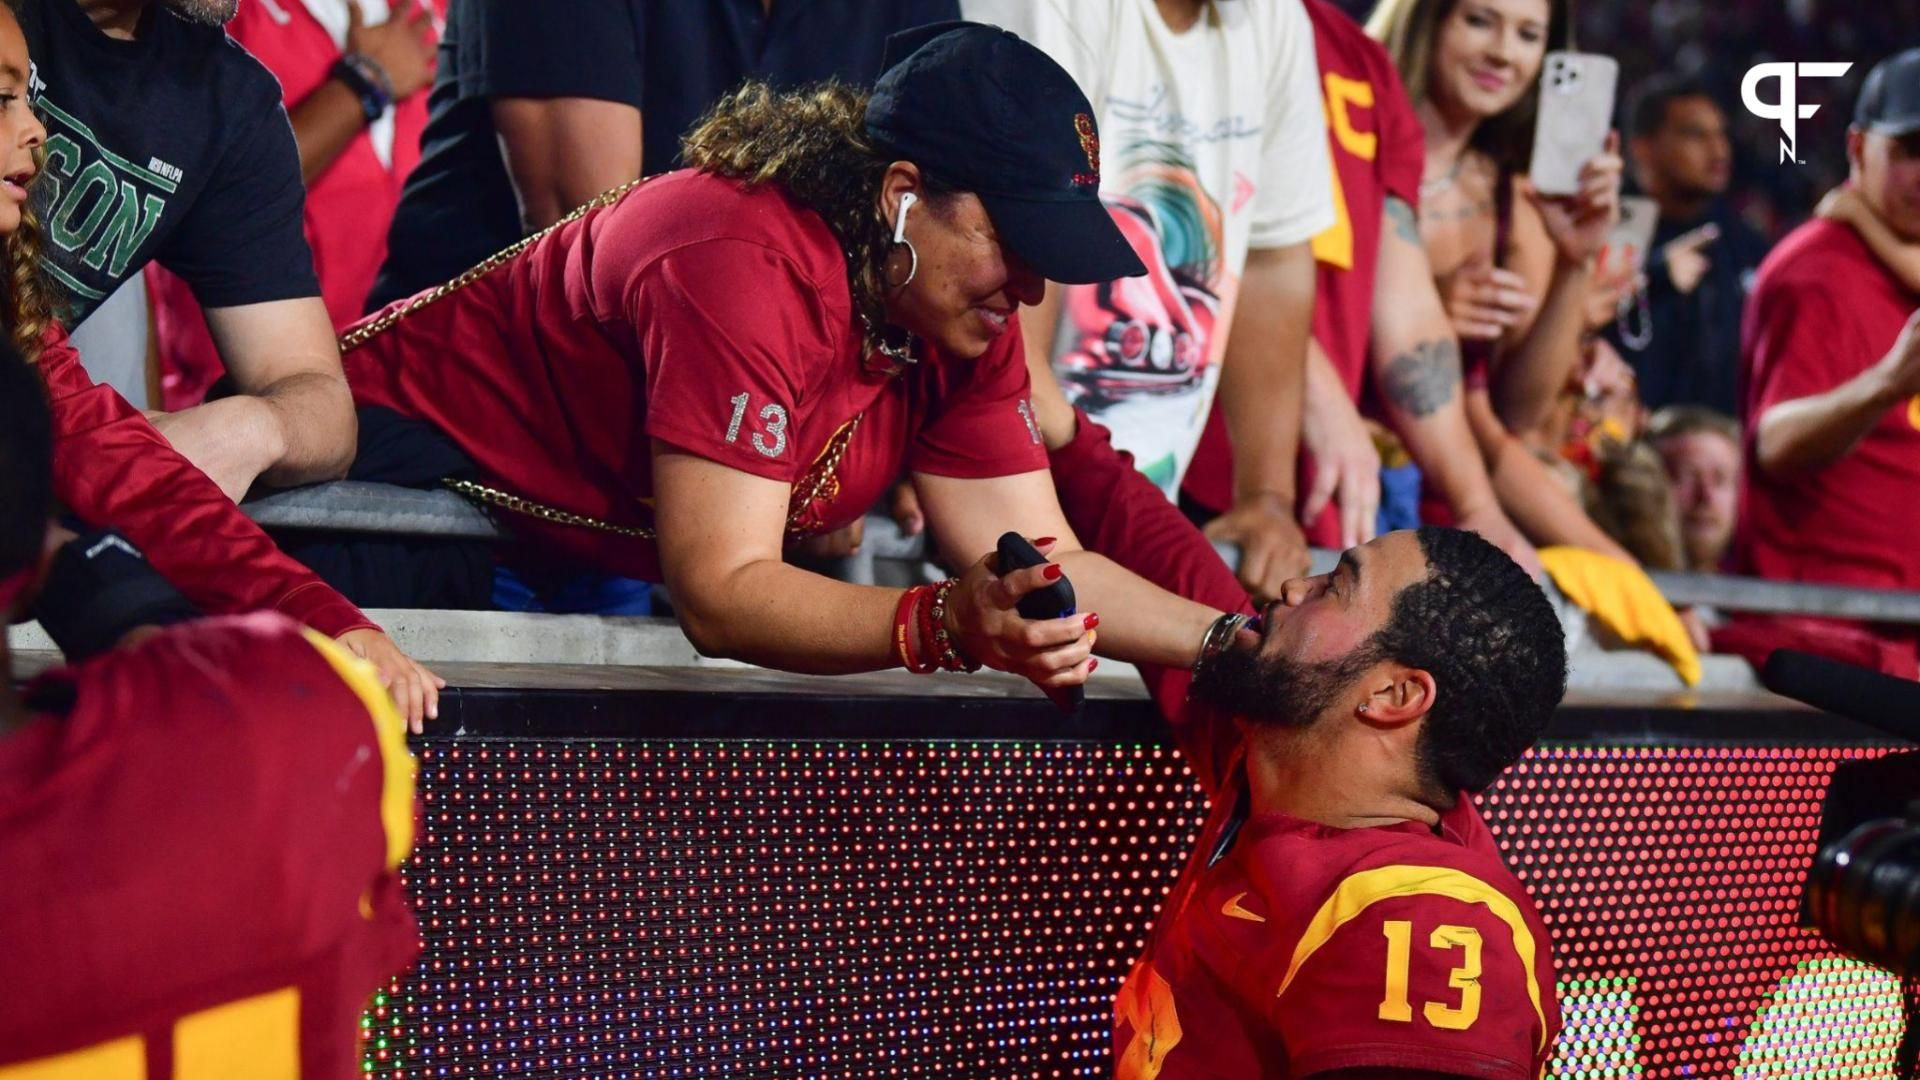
174 987 299 1079
0 1036 143 1079
1274 864 1549 1057
300 628 417 871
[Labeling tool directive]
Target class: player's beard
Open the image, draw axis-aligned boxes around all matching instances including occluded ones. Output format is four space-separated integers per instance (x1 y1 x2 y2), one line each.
161 0 239 26
1193 640 1381 729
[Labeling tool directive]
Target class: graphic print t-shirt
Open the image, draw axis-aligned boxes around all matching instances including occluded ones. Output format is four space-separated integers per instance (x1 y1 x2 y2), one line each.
967 0 1334 495
17 0 318 325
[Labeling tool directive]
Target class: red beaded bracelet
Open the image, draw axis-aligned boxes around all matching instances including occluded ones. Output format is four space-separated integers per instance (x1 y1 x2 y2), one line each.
894 584 938 674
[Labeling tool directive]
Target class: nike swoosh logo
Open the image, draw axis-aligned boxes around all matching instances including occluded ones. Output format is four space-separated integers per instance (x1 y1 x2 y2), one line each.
1221 891 1266 923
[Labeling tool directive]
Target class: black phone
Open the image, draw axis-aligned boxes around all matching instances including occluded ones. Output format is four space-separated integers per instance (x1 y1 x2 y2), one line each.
997 532 1077 619
996 532 1084 714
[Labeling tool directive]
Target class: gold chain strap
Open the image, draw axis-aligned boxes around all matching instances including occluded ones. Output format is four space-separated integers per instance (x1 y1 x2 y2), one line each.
442 413 865 540
339 177 649 352
442 478 657 539
345 176 868 543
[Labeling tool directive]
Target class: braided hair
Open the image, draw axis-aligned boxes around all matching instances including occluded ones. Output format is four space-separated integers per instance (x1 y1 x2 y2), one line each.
1372 526 1569 796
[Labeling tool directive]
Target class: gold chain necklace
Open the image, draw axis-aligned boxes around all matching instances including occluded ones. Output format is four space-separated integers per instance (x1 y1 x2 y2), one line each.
343 177 867 542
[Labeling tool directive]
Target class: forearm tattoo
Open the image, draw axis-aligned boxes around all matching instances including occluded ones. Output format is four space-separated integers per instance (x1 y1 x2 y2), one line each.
1384 195 1422 245
1381 338 1462 418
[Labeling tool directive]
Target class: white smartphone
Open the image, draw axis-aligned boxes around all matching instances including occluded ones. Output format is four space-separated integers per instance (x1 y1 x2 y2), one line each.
1607 195 1660 272
1529 50 1619 197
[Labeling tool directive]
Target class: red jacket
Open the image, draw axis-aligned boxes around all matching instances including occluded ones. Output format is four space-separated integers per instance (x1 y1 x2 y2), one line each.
40 322 375 638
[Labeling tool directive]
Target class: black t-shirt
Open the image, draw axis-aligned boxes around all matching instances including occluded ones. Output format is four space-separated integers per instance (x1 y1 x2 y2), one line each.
20 0 318 327
1609 198 1771 415
367 0 957 310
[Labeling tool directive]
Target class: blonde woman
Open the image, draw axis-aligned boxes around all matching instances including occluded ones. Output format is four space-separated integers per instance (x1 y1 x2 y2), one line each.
1370 0 1623 436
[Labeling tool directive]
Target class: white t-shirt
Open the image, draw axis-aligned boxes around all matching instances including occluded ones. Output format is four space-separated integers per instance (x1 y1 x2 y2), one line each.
965 0 1334 496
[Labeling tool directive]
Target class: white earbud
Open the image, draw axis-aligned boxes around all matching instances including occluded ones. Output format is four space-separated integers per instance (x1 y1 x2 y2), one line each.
893 192 918 244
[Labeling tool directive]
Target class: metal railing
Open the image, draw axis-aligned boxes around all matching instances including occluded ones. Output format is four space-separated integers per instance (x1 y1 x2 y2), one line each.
241 481 1920 626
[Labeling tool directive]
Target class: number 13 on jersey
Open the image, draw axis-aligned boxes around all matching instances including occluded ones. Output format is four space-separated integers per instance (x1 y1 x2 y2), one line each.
1379 919 1482 1029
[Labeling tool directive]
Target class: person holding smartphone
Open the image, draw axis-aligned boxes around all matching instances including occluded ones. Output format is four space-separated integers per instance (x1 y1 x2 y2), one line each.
1367 0 1623 442
1354 0 1634 564
339 24 1233 692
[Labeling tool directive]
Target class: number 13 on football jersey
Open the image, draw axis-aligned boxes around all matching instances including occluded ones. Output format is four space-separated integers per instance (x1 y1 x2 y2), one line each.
1380 920 1482 1029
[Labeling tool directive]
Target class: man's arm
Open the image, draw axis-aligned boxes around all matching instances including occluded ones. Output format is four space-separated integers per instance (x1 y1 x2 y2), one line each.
1756 308 1920 475
492 97 643 232
1205 242 1318 597
1371 197 1538 571
1300 337 1381 550
153 296 355 499
286 2 438 184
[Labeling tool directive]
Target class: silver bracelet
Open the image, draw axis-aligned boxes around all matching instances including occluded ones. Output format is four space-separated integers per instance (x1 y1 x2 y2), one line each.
1192 612 1250 681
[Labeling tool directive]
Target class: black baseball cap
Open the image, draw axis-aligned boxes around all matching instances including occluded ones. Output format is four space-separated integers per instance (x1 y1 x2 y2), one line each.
1855 48 1920 138
866 22 1147 286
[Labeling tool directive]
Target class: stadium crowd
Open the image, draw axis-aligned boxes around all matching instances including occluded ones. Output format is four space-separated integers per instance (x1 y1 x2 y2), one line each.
3 0 1919 1075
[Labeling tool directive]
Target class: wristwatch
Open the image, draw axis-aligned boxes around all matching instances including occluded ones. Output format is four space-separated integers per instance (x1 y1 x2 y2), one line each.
332 52 394 123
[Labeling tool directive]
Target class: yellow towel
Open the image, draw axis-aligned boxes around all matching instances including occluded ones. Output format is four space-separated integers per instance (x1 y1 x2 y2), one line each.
1539 546 1702 686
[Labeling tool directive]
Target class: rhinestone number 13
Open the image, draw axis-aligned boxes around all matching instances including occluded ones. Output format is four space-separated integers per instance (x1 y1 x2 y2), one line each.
726 392 789 459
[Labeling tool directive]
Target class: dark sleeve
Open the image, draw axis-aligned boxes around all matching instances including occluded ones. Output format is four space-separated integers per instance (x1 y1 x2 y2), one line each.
1642 246 1677 298
155 74 319 309
41 324 375 637
459 0 645 105
1048 409 1253 794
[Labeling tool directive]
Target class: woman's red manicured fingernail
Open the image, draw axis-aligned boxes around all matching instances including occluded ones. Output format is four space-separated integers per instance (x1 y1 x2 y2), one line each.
1089 659 1099 673
1084 613 1099 630
1044 564 1064 581
1033 536 1058 546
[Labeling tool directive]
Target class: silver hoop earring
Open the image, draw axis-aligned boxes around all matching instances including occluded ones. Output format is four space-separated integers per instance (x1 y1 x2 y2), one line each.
885 238 919 290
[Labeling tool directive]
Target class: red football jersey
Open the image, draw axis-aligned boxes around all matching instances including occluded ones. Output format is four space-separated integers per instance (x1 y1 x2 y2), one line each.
1182 0 1426 542
1114 760 1558 1078
1050 415 1561 1078
342 169 1049 581
0 614 419 1078
1725 218 1920 674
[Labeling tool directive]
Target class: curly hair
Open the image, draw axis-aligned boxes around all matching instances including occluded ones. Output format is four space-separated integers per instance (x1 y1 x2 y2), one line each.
679 81 956 354
1371 526 1569 797
7 161 55 366
1367 0 1576 173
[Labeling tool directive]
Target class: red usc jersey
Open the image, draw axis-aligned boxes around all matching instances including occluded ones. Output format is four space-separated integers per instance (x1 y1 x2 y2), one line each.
343 169 1048 581
1182 0 1426 542
1114 759 1557 1078
0 614 419 1078
1049 415 1560 1078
